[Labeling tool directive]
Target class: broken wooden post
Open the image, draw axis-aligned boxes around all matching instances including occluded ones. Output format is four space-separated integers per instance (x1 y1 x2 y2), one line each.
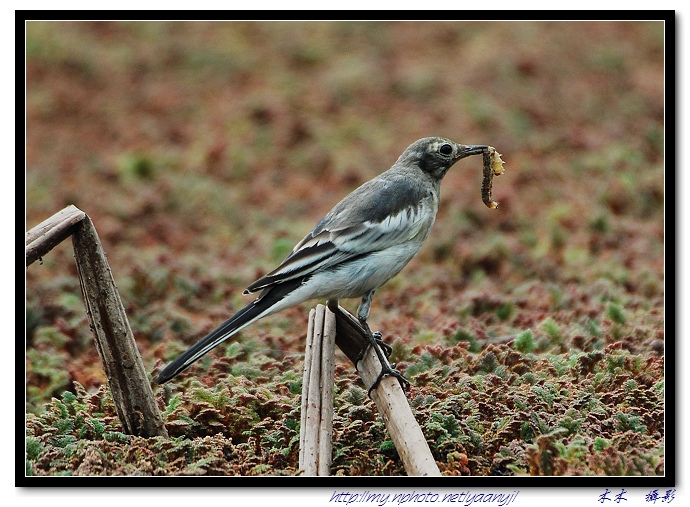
329 302 441 476
71 216 168 438
299 304 336 475
25 204 86 267
26 206 168 438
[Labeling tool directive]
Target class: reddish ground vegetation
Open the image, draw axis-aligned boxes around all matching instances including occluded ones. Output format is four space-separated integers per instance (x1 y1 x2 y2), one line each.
25 21 664 476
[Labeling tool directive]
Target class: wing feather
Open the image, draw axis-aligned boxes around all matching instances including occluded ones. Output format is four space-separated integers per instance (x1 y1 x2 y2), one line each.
244 175 435 294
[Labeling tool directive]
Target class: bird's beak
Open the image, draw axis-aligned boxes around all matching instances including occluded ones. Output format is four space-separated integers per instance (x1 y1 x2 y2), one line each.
455 145 489 160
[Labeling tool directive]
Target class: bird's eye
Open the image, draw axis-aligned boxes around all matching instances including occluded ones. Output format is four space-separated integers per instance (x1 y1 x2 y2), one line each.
439 144 453 156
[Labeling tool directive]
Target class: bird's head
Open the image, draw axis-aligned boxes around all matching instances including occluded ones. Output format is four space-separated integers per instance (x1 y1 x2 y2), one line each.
398 137 488 180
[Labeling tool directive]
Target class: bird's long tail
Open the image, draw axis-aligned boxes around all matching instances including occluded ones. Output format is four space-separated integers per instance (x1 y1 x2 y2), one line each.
156 278 304 384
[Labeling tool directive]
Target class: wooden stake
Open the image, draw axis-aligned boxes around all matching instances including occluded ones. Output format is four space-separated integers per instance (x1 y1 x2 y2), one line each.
318 307 336 475
70 216 168 437
357 345 440 476
298 309 315 469
299 304 336 475
329 303 441 476
25 204 86 266
27 206 167 438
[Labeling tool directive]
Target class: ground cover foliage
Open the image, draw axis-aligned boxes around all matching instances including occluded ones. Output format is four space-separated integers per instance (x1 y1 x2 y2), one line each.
25 21 665 476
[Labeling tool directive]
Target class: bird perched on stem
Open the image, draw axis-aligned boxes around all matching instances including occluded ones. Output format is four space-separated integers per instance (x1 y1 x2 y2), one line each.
156 137 488 392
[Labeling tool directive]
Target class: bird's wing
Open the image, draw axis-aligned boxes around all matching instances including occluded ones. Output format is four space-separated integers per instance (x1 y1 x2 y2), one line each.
244 177 432 294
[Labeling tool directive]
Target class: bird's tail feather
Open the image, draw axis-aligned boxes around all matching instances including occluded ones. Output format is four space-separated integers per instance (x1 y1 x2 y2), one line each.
156 278 304 384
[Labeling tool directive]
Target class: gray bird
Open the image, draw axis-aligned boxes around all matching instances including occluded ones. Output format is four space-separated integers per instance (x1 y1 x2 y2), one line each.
156 137 488 389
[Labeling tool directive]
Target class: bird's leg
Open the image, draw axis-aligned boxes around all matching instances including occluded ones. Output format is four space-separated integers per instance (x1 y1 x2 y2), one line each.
355 290 391 356
356 290 410 395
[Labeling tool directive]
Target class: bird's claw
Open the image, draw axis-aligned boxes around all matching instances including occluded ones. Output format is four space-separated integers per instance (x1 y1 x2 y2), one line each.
356 322 410 397
372 331 392 358
355 330 391 362
365 331 410 396
367 363 410 396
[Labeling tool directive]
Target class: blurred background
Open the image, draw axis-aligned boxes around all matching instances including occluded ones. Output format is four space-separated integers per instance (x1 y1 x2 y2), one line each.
25 21 665 475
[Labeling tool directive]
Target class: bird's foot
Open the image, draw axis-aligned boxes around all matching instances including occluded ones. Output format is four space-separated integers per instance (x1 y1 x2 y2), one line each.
367 360 410 396
372 331 392 358
354 330 392 363
356 323 410 396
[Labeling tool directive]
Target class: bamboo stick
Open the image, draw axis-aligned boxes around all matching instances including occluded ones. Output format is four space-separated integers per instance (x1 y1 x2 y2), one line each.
299 304 337 475
329 303 441 476
27 206 168 437
25 204 86 266
357 345 441 476
318 307 336 475
298 308 316 469
70 216 168 437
